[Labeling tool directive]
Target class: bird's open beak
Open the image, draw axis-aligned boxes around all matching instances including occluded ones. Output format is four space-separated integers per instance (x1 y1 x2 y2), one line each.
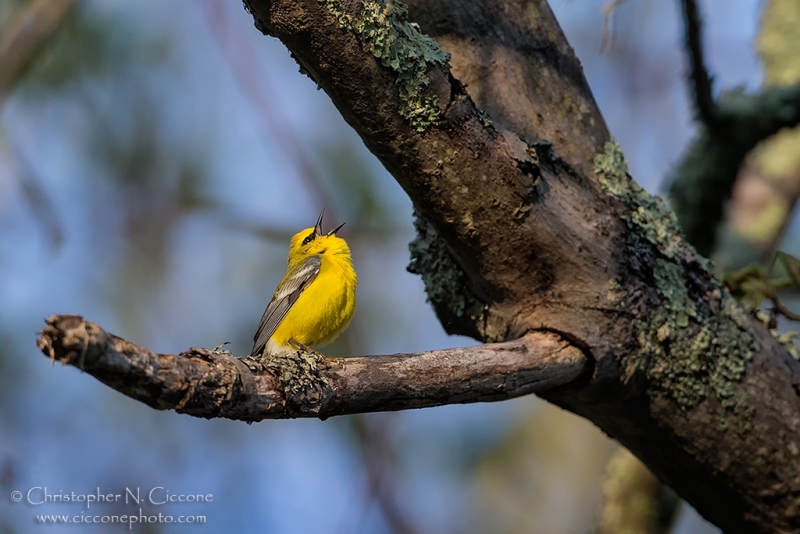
314 210 324 236
328 222 346 236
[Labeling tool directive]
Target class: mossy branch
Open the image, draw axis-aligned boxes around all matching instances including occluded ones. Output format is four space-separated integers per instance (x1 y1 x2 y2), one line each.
318 0 448 131
35 315 589 420
669 0 800 257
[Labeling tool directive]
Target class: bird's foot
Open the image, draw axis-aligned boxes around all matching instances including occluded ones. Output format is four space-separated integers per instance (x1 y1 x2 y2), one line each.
211 341 232 355
288 339 344 369
289 338 318 355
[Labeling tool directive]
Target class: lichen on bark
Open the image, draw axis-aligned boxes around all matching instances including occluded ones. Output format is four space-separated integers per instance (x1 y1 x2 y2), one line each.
320 0 448 131
263 350 333 414
595 141 758 411
407 213 485 340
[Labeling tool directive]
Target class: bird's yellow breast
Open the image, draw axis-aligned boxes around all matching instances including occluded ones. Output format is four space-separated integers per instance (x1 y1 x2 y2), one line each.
268 252 357 352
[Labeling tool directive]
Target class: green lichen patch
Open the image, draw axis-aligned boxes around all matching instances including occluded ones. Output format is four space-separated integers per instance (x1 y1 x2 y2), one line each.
639 293 757 411
321 0 448 132
630 206 683 259
407 213 485 340
594 139 633 197
595 141 684 260
263 350 332 413
595 140 758 411
653 258 697 327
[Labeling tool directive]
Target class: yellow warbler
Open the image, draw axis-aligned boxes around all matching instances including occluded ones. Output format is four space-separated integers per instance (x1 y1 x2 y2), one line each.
250 211 357 358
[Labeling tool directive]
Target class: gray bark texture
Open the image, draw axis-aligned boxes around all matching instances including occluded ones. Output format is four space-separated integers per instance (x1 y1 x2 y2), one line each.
34 1 800 532
238 1 800 532
37 315 587 417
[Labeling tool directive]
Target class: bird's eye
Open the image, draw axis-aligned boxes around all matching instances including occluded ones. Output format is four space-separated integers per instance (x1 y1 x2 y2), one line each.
302 233 315 246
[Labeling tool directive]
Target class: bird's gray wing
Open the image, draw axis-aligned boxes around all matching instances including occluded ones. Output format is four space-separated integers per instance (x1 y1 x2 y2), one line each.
250 256 322 357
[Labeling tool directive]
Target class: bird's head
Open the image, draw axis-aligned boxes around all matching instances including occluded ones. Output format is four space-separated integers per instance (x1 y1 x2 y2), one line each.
288 211 350 263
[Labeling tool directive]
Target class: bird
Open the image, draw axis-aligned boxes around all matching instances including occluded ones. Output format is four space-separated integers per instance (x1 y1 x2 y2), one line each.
250 211 357 358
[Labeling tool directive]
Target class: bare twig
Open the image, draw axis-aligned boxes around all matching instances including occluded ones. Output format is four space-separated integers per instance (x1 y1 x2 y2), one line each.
36 315 589 421
771 299 800 323
679 0 717 128
600 0 628 53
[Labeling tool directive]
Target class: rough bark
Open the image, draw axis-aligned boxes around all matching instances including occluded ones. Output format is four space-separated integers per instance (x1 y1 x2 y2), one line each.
33 0 800 532
37 315 587 419
235 1 800 532
402 0 609 177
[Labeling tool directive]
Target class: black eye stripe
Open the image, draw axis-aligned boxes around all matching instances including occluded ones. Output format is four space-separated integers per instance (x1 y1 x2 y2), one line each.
302 233 315 246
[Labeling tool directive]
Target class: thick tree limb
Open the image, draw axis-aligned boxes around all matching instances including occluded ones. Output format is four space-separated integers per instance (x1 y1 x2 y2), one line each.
403 0 609 178
409 6 675 531
36 315 589 420
35 0 800 531
235 1 800 532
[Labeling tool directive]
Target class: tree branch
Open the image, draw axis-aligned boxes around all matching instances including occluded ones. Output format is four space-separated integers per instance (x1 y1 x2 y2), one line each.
670 84 800 257
0 0 76 102
234 1 800 531
34 0 800 530
670 0 800 257
679 0 717 128
708 0 800 269
36 315 589 420
403 0 609 178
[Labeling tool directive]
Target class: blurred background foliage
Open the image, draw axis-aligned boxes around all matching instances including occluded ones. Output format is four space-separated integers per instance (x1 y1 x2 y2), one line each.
0 0 793 533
